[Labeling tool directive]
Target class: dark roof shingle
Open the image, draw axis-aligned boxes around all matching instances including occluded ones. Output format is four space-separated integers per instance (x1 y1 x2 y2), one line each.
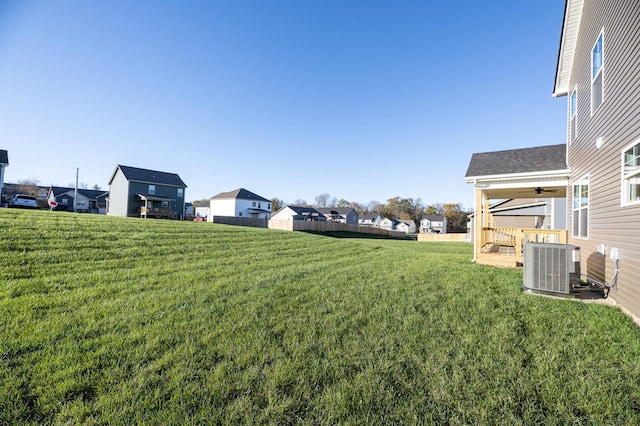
210 188 270 202
465 144 567 178
112 165 187 187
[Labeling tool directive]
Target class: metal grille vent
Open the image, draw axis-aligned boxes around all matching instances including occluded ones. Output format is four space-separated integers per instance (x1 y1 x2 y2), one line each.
523 243 571 295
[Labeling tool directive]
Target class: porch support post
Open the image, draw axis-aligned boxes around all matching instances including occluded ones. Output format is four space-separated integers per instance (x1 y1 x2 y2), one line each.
474 187 484 262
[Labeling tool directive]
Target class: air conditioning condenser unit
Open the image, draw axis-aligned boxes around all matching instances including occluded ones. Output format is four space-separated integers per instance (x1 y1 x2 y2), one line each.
523 243 579 295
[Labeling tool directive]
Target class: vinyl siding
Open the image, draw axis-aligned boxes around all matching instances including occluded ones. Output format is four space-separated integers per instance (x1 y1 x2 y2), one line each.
107 169 130 217
566 0 640 317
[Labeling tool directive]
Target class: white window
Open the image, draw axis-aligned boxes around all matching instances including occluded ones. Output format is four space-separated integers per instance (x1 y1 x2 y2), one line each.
572 176 589 239
162 201 169 208
570 88 577 143
177 188 183 197
149 185 156 195
591 31 604 114
252 201 256 207
622 140 640 205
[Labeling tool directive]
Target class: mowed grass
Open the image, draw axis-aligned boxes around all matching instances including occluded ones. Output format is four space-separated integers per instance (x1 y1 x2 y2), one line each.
2 210 640 424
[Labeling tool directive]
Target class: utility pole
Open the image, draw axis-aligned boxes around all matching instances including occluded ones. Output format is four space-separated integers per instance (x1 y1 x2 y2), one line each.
74 168 79 212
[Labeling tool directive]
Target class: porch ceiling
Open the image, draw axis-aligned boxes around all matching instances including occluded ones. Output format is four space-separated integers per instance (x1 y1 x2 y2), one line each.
480 185 567 200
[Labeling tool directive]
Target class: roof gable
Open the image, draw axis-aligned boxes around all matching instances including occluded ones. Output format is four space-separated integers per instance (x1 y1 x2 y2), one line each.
316 207 356 215
210 188 270 202
109 165 187 187
465 144 568 178
553 0 584 97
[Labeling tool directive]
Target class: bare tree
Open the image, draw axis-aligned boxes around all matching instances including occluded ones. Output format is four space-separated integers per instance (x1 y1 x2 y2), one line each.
16 178 41 196
293 199 308 206
192 199 210 208
314 193 331 208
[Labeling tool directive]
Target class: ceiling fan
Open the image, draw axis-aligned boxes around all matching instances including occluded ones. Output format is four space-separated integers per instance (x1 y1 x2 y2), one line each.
519 187 559 195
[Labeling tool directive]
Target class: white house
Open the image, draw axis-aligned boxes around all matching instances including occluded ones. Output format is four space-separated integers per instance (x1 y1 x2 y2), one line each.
359 213 383 228
396 219 417 234
271 205 326 222
208 188 271 221
420 215 447 234
380 217 416 234
195 206 209 219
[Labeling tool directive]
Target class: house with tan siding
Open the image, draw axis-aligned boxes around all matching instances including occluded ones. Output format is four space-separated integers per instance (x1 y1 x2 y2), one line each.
466 0 640 321
554 0 640 319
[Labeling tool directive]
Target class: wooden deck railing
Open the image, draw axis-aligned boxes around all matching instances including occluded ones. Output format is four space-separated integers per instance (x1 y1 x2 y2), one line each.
481 227 567 257
140 207 175 219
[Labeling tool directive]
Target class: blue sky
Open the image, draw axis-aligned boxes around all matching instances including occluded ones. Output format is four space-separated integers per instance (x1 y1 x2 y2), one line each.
0 1 567 209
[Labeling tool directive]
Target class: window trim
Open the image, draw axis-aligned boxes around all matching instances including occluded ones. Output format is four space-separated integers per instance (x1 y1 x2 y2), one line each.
591 30 604 116
621 138 640 207
571 175 590 239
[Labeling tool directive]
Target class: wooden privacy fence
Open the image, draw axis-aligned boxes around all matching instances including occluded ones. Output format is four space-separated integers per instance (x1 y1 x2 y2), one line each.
210 216 269 228
417 233 470 242
268 219 407 238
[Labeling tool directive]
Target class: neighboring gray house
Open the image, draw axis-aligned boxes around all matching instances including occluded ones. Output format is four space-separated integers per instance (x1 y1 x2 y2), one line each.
359 213 383 228
107 165 187 219
316 207 359 225
420 215 447 234
271 206 326 222
208 188 272 221
0 150 7 205
48 186 109 213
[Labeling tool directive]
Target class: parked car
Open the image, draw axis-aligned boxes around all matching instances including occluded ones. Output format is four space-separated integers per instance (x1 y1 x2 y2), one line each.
52 203 72 211
9 194 38 209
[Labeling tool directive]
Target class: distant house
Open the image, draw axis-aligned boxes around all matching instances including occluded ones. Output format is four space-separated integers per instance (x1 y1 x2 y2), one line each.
208 188 272 221
359 213 383 228
48 186 109 213
107 165 187 219
380 217 416 234
195 207 209 219
316 207 359 225
271 206 327 222
420 215 447 234
379 217 395 231
184 202 193 217
396 219 417 234
0 150 7 205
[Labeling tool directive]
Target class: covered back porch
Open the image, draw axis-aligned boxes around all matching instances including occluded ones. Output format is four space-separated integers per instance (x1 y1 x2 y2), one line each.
465 144 570 268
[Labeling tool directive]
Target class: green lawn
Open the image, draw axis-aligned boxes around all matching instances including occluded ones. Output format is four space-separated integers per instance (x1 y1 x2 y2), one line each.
2 209 640 424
